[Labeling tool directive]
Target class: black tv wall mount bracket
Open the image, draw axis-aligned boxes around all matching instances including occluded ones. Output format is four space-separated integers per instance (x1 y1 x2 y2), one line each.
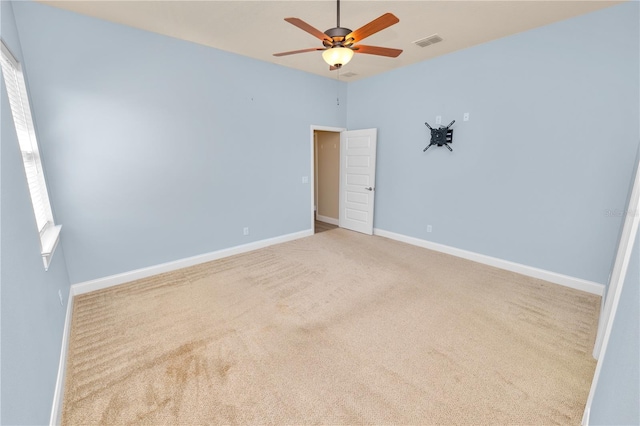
424 120 455 152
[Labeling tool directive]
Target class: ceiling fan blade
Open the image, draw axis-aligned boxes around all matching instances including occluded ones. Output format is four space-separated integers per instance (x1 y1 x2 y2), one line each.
273 47 324 57
346 13 399 43
330 65 339 71
354 45 402 58
284 17 330 41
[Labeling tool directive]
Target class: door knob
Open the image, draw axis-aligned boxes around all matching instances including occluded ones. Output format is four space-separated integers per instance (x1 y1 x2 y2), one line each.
365 187 374 191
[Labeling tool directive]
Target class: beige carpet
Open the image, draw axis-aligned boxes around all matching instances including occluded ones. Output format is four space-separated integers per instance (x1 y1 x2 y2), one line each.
62 229 600 425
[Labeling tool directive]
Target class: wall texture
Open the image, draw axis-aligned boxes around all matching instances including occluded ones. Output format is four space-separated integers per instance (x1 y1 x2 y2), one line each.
347 2 639 285
0 2 72 424
11 1 347 284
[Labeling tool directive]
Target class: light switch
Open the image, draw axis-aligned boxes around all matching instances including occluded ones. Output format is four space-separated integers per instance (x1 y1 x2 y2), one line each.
302 176 309 184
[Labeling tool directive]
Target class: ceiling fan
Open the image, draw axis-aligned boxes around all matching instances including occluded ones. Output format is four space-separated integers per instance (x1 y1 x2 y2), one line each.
273 0 402 70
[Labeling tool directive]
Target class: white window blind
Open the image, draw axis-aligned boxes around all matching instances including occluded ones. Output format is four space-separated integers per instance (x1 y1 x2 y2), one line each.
1 40 61 270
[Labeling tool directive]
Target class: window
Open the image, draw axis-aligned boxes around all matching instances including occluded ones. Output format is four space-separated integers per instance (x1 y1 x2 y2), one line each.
1 40 61 270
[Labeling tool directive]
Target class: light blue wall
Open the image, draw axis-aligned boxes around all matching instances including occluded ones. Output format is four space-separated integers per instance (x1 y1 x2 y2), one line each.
11 1 347 284
347 2 639 284
590 225 640 424
0 1 72 425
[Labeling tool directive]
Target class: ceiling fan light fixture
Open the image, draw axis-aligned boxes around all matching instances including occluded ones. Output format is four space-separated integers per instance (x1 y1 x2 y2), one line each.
322 47 354 68
274 2 402 70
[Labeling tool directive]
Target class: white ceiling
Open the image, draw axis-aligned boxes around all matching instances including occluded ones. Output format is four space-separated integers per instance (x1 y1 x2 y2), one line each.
39 0 622 81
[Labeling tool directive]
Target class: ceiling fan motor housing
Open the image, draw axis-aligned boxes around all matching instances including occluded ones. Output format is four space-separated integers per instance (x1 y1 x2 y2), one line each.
324 27 353 47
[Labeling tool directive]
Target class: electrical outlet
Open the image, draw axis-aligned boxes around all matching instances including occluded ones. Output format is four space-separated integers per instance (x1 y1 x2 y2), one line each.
58 289 63 306
463 112 469 121
435 116 442 125
243 227 249 236
427 225 433 233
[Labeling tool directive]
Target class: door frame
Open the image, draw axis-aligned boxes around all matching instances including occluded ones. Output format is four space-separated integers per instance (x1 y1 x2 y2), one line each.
310 125 346 232
582 154 640 424
592 154 640 359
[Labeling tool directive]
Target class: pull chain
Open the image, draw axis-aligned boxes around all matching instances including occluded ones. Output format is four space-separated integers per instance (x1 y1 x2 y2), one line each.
337 68 340 106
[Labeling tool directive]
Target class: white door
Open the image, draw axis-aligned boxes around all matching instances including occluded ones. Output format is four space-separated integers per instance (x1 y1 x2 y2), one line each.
339 128 377 235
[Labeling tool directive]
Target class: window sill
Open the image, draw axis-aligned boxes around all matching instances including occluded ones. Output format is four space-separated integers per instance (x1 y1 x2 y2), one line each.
41 224 62 271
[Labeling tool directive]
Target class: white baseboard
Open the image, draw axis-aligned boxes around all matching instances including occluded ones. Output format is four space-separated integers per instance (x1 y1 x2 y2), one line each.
72 229 313 295
49 287 75 426
316 215 339 226
582 405 591 426
373 228 604 296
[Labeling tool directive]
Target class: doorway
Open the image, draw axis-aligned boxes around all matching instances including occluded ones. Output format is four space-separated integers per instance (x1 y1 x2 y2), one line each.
310 126 344 234
314 130 340 233
309 125 379 235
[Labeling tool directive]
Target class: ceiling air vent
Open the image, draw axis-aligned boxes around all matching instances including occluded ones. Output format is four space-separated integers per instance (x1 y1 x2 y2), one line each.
413 34 443 48
341 72 358 78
